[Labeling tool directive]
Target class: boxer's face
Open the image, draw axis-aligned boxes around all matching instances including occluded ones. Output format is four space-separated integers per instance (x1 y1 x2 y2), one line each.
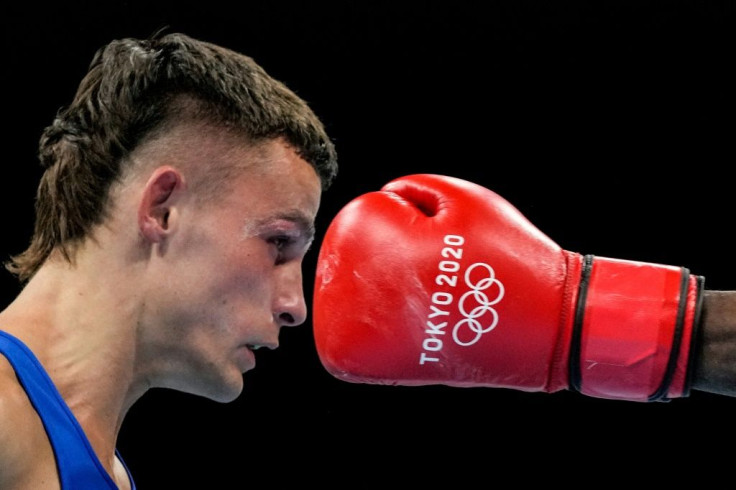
137 131 321 402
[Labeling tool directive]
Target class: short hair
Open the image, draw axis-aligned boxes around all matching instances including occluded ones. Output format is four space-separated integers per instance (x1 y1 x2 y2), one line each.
6 32 338 283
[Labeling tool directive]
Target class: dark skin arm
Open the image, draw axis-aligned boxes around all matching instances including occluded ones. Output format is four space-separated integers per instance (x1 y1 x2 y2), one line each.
691 290 736 397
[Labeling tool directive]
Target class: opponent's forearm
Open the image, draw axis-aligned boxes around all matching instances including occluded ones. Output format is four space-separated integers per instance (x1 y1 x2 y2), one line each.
691 290 736 397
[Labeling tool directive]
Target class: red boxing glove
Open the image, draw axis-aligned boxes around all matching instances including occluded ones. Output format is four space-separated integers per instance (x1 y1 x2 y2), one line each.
313 174 704 402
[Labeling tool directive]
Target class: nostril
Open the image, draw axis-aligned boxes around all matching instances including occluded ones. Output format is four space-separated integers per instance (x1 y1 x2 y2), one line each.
279 312 295 326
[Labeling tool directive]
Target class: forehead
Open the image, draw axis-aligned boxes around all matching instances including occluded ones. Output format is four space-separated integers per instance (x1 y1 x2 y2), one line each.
214 136 323 225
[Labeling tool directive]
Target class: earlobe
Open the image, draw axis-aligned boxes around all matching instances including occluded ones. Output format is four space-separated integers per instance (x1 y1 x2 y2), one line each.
138 166 185 243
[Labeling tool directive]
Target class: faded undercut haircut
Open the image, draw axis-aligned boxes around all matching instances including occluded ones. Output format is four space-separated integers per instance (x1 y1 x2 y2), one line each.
6 31 338 283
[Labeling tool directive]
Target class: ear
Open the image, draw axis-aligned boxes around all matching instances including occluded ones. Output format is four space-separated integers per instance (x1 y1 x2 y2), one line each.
138 166 186 243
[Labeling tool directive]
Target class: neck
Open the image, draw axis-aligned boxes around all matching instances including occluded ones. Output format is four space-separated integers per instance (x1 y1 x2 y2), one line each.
0 252 148 466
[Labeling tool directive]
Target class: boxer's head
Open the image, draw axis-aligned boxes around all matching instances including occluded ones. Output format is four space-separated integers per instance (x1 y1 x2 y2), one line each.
6 31 338 283
122 125 323 401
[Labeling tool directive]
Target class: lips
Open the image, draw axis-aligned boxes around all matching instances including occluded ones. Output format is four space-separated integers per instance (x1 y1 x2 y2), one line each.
245 341 279 351
235 345 257 372
237 342 277 371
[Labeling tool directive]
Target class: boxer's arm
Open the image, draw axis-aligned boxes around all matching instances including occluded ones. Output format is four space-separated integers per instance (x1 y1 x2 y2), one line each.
691 290 736 397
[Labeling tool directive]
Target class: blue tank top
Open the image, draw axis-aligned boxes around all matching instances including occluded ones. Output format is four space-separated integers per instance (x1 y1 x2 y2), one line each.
0 330 136 489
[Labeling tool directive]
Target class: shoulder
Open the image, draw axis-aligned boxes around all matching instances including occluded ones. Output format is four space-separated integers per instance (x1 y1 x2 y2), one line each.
0 355 59 488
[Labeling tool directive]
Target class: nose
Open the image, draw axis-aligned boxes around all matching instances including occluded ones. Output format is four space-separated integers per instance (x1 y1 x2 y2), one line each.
273 263 308 327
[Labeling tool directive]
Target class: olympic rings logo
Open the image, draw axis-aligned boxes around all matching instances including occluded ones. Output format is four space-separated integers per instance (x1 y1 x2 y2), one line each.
452 263 504 347
419 235 505 366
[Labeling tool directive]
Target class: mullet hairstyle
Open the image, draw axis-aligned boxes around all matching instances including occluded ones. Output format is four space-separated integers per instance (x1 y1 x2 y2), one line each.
7 31 338 283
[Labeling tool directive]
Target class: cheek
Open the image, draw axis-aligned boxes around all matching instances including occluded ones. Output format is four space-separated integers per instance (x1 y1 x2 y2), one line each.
213 245 274 308
166 228 275 315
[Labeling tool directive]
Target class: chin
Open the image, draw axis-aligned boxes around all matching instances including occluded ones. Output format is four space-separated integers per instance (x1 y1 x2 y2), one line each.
209 390 241 404
188 371 244 403
210 378 244 403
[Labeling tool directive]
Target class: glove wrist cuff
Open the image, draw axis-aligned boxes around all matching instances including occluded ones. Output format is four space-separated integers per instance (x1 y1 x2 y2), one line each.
569 255 704 402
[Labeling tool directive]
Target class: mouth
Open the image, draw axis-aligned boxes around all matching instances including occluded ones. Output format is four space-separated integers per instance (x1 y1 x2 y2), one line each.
245 343 278 351
239 341 279 371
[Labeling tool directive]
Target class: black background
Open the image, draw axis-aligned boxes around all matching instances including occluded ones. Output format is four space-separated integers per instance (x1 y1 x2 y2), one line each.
3 1 735 488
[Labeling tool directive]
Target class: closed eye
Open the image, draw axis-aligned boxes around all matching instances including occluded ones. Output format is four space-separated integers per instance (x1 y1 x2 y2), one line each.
270 235 302 265
271 235 294 251
254 213 316 265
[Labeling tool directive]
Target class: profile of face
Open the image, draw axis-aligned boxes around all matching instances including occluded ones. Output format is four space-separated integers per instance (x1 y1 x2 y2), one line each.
128 124 322 403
